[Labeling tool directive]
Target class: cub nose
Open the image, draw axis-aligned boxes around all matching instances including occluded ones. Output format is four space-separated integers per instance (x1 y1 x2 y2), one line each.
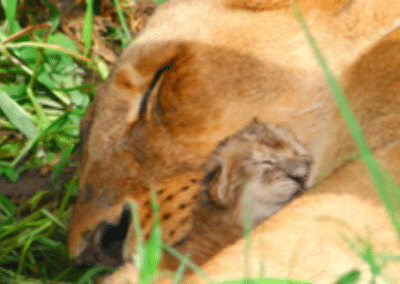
72 207 132 268
280 155 313 183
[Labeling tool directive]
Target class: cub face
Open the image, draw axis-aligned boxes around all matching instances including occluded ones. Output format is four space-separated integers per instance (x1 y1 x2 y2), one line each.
202 119 312 225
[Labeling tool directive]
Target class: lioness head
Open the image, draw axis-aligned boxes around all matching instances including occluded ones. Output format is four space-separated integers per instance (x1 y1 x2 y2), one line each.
68 0 400 271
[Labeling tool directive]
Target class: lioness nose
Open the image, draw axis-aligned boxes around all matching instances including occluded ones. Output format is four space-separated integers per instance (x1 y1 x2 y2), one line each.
72 207 132 267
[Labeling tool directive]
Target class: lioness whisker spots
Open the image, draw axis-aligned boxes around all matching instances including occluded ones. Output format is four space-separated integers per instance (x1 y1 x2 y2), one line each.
180 185 190 191
162 213 171 220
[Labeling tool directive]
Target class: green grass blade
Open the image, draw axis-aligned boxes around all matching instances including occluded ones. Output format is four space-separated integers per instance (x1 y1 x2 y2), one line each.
9 110 77 167
77 266 115 284
94 56 110 80
335 269 361 284
153 0 168 4
0 193 15 219
26 86 49 128
162 244 212 284
112 0 132 48
83 0 94 55
0 0 20 34
290 2 400 241
9 135 37 168
131 203 145 271
41 0 61 33
140 189 162 282
58 176 78 216
2 41 97 77
173 255 190 284
17 234 35 274
218 278 312 284
39 208 67 230
0 90 37 139
51 144 74 189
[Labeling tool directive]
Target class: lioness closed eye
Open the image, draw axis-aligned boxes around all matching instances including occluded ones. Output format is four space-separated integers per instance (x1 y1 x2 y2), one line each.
68 0 400 282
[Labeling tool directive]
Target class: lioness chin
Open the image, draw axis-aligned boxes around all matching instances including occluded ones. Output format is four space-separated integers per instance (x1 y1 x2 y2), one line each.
68 0 400 283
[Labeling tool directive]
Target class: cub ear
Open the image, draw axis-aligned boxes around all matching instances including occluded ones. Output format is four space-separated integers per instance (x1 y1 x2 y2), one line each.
107 41 185 125
202 143 250 208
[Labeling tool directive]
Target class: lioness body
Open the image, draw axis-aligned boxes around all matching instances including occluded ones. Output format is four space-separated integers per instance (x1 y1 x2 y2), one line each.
188 141 400 283
68 0 400 282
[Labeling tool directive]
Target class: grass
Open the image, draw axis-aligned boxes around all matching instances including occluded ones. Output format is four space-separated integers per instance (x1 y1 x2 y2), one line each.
0 0 142 282
0 179 101 283
0 0 399 283
0 0 95 282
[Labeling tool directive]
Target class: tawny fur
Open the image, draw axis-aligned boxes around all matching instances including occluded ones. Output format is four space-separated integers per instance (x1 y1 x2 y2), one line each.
68 0 400 282
188 141 400 284
103 141 400 284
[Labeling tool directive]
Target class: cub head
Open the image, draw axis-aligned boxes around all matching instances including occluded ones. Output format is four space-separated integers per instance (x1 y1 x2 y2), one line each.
201 119 312 226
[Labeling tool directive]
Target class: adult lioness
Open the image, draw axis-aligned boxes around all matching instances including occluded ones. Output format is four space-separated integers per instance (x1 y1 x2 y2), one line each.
68 0 400 282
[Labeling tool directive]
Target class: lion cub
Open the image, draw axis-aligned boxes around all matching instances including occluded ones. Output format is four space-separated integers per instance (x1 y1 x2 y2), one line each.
200 119 312 226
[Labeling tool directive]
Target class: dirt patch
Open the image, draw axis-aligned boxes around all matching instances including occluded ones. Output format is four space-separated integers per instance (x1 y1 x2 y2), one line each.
0 167 75 204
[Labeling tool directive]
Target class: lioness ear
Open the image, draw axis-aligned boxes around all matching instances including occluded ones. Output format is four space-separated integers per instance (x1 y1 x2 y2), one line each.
107 42 185 126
